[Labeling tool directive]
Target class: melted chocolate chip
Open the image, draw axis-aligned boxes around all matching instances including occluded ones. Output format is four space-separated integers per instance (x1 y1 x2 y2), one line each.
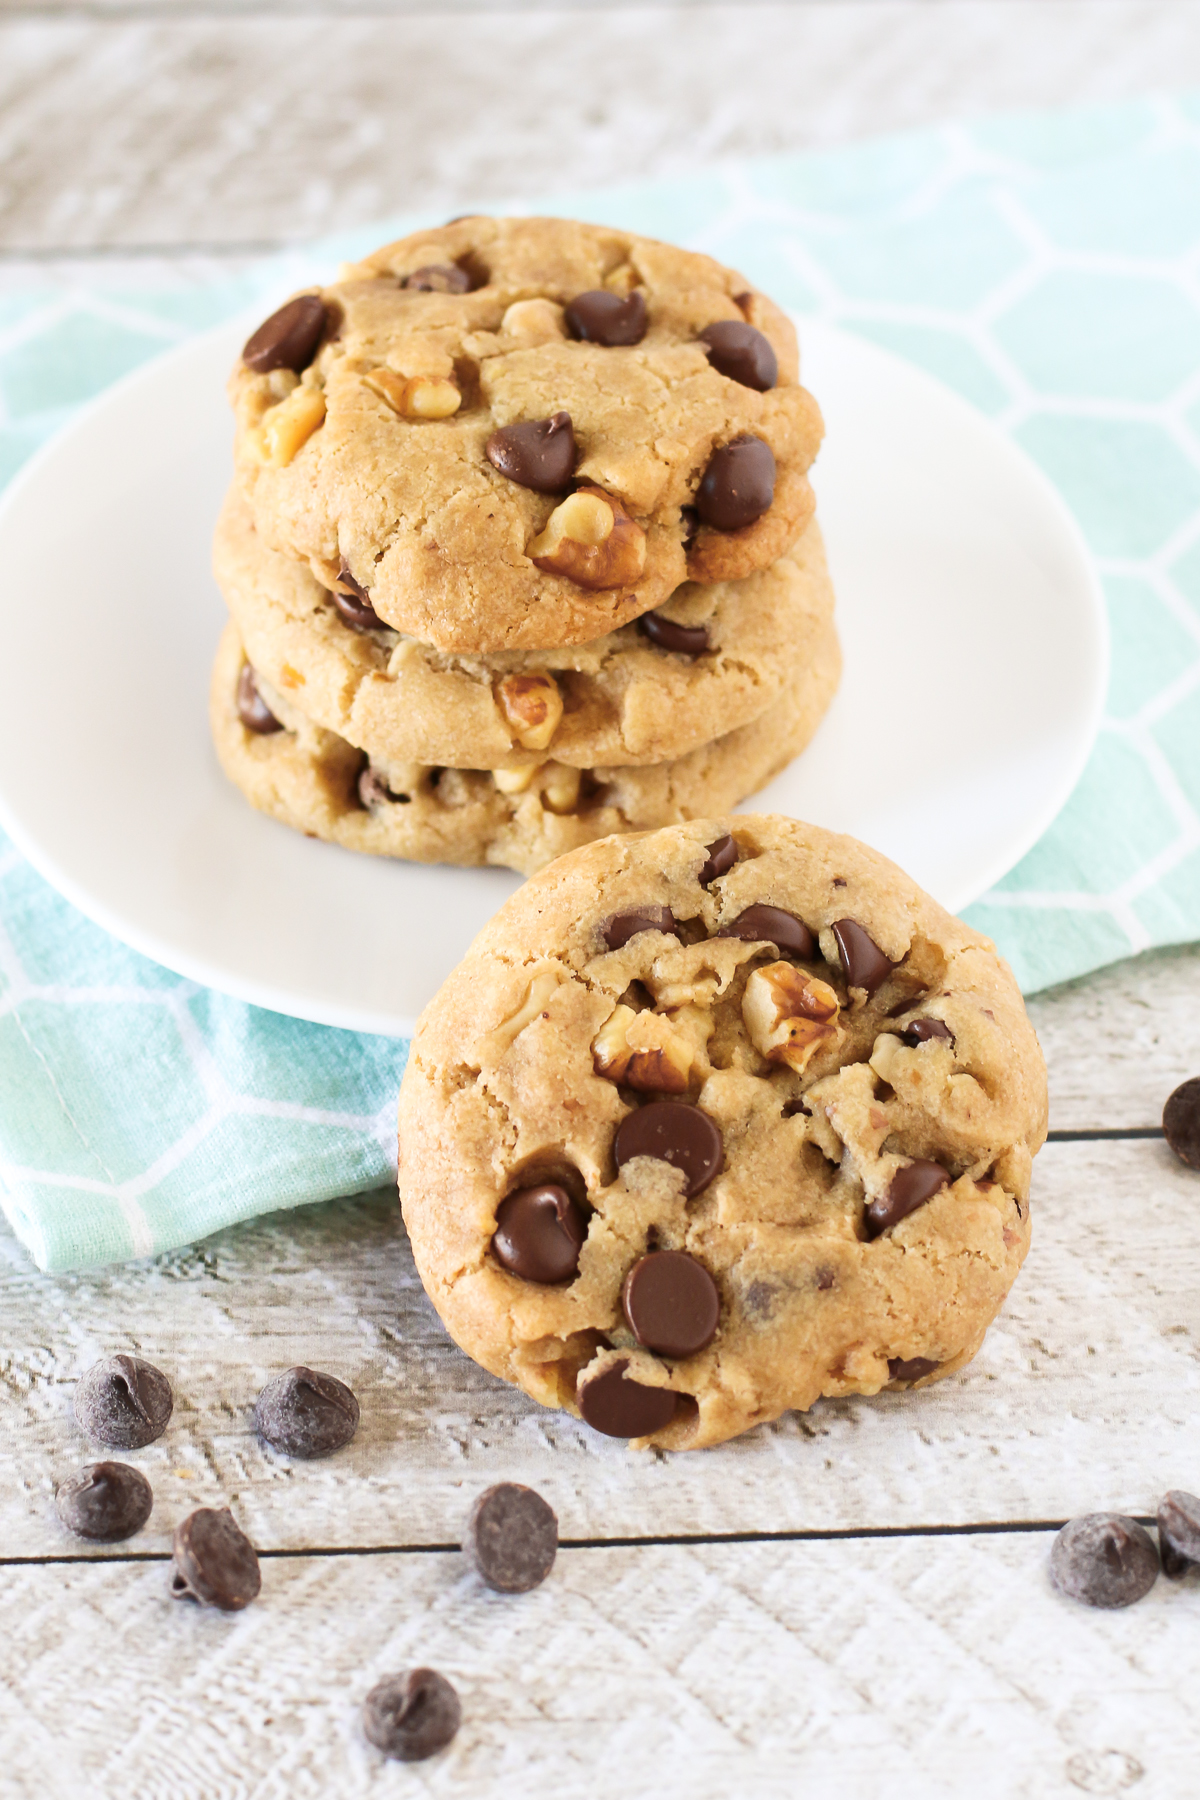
637 612 711 656
698 321 778 391
171 1508 261 1611
364 1669 461 1762
236 664 283 735
622 1250 720 1358
902 1017 955 1048
716 904 814 960
242 295 328 373
603 906 678 950
614 1101 723 1197
73 1355 173 1449
832 918 895 996
695 436 775 531
463 1482 558 1593
564 288 648 346
253 1366 360 1459
492 1184 587 1284
1158 1490 1200 1577
577 1359 677 1437
865 1160 950 1238
56 1462 153 1542
1050 1515 1159 1609
486 412 576 492
1163 1076 1200 1169
402 264 470 293
330 562 385 630
887 1356 939 1383
698 834 738 887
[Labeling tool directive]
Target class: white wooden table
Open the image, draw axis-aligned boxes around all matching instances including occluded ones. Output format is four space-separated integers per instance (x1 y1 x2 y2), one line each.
4 5 1200 1794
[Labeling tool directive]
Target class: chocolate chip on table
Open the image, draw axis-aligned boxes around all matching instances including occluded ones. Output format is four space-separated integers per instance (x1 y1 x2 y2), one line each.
1050 1514 1159 1608
637 612 711 656
901 1017 954 1048
74 1354 173 1449
698 321 778 391
695 436 775 531
56 1462 153 1542
865 1160 950 1238
614 1101 723 1197
622 1250 721 1357
887 1356 939 1384
330 562 386 631
236 664 283 735
463 1482 558 1592
577 1359 678 1437
1163 1077 1200 1169
364 1669 462 1762
698 834 738 887
492 1183 588 1283
403 263 470 293
603 906 678 950
1157 1490 1200 1577
832 918 895 997
486 412 576 492
172 1507 262 1611
716 904 814 960
242 295 328 373
564 288 648 346
253 1366 360 1459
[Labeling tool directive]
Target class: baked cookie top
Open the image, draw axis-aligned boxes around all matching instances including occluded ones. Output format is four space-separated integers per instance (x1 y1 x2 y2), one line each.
213 484 837 772
397 815 1048 1449
229 216 824 652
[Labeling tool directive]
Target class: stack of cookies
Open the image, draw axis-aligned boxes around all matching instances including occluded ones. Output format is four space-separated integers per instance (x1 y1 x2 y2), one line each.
211 217 840 876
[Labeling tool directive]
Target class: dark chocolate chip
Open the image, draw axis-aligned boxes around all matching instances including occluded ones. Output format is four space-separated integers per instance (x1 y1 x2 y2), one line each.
564 288 648 346
716 904 814 960
577 1359 677 1437
330 562 385 631
403 264 470 293
832 918 895 996
359 767 409 810
55 1462 153 1542
1163 1077 1200 1170
253 1366 360 1459
463 1482 558 1592
695 436 775 531
492 1184 587 1284
171 1508 261 1611
603 906 678 950
637 611 711 656
887 1356 939 1383
236 663 283 735
698 320 778 391
364 1669 462 1761
74 1355 173 1449
622 1250 720 1358
1049 1514 1159 1609
1157 1490 1200 1576
614 1101 723 1197
865 1160 950 1238
901 1017 955 1048
485 411 576 492
242 295 328 373
698 834 738 887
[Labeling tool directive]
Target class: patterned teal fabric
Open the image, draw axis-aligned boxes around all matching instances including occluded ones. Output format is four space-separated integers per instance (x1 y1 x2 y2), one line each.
3 93 1200 1269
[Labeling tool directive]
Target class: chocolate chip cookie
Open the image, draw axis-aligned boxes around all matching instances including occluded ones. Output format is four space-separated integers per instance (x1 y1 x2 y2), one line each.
229 216 823 652
396 816 1048 1448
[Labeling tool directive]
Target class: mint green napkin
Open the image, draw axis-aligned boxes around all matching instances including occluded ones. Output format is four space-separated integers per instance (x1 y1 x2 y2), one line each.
4 91 1200 1270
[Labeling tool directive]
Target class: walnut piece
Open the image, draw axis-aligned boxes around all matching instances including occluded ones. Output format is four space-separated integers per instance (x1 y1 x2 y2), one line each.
501 299 567 345
255 385 326 465
482 969 563 1055
493 764 539 795
742 961 841 1073
592 1005 694 1093
540 763 582 814
365 368 461 419
528 487 646 590
497 673 563 751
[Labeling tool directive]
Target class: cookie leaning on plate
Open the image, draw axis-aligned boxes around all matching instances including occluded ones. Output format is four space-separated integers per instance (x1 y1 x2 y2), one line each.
396 816 1048 1450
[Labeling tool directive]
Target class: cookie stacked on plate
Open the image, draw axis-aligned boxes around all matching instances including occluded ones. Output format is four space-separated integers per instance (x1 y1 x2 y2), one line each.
210 216 840 876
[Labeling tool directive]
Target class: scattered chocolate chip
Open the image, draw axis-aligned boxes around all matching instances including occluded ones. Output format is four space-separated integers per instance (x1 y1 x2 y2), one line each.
330 562 385 630
242 295 328 373
463 1482 558 1592
1163 1077 1200 1170
253 1366 360 1459
695 436 775 531
698 320 778 391
74 1355 173 1450
486 412 576 492
603 906 678 950
865 1160 950 1238
492 1184 587 1284
236 664 283 735
887 1356 939 1383
614 1101 723 1197
364 1669 461 1761
171 1508 262 1611
637 611 711 656
1050 1514 1159 1609
698 834 738 887
564 288 648 346
358 766 408 810
902 1017 955 1048
716 904 815 960
55 1462 153 1542
577 1359 677 1437
832 918 895 996
1157 1490 1200 1576
403 264 470 293
622 1250 720 1357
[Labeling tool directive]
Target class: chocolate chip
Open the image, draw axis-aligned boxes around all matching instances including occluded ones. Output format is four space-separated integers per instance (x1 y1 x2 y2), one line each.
55 1462 153 1542
698 834 738 887
637 612 710 656
364 1669 462 1761
698 321 778 391
463 1482 558 1592
1163 1077 1200 1169
236 663 283 735
577 1359 677 1437
716 904 814 960
486 412 576 492
171 1508 261 1611
253 1366 360 1459
901 1017 955 1048
492 1183 587 1284
1157 1490 1200 1576
403 264 470 293
603 906 678 950
359 766 409 810
865 1160 950 1238
695 436 775 531
242 295 328 373
832 918 895 996
330 562 385 631
887 1356 939 1383
614 1101 723 1197
564 288 648 346
74 1355 173 1449
622 1250 720 1357
1050 1514 1159 1609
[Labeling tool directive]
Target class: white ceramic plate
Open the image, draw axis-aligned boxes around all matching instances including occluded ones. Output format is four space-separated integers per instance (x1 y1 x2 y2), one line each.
0 315 1106 1037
